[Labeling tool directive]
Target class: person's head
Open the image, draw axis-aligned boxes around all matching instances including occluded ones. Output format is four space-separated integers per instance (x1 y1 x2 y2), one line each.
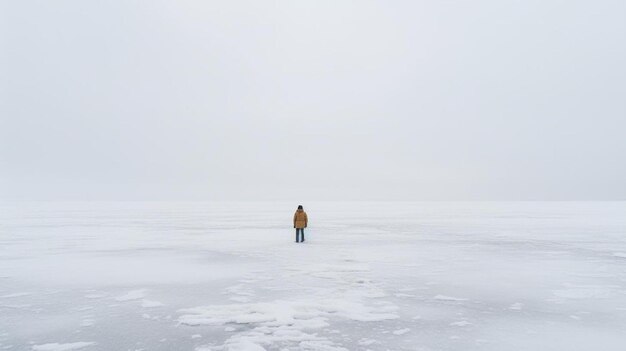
297 205 303 210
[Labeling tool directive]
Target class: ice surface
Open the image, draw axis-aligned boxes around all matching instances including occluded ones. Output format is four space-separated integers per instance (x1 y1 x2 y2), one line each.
1 201 625 350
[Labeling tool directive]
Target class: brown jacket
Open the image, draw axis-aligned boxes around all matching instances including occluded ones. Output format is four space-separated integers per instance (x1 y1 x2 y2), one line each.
293 209 308 229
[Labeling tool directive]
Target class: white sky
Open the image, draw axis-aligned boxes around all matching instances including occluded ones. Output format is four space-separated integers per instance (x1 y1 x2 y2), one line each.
1 0 625 201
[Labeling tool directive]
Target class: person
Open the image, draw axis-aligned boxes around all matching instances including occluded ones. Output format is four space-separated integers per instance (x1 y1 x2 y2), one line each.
293 205 308 243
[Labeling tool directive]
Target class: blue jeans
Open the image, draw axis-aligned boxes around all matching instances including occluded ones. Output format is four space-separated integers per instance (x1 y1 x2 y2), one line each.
296 228 305 242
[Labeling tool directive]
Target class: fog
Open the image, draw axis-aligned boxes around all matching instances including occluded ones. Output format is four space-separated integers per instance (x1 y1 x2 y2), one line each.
1 0 625 201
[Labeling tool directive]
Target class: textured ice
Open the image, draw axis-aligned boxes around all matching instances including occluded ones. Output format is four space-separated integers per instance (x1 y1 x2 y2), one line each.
1 201 625 350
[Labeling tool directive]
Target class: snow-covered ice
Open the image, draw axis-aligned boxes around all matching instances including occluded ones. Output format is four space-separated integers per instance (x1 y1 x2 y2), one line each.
1 201 625 350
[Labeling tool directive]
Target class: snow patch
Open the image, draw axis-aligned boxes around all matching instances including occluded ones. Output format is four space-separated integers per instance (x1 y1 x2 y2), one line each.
357 338 377 346
450 321 471 327
433 295 468 302
553 288 612 299
31 342 95 350
229 296 251 303
0 292 32 298
394 293 416 298
141 299 164 308
114 289 146 301
79 319 94 327
392 328 410 335
179 297 396 350
84 294 106 299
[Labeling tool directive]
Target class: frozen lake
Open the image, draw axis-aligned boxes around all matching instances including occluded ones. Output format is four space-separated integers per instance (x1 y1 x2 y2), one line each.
1 201 625 350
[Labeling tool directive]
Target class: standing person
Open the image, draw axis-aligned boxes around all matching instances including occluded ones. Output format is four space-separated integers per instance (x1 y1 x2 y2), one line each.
293 205 308 243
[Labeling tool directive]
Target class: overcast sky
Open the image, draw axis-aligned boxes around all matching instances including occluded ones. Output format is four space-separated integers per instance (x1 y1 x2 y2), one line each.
1 1 625 201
